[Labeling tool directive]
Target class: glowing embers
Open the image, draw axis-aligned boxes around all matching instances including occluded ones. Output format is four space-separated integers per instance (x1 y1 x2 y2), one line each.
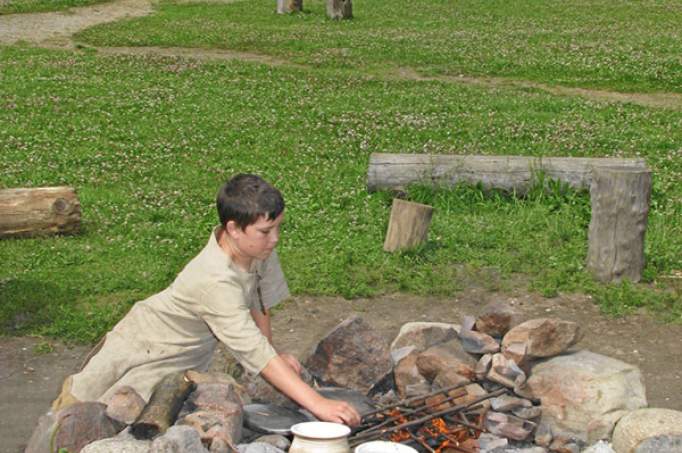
350 383 505 453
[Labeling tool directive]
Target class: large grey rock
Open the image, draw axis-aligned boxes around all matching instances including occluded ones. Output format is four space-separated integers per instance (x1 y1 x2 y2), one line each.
611 408 682 453
416 338 477 382
26 403 123 453
459 324 500 355
105 386 146 425
501 318 582 364
526 350 646 441
389 321 459 363
475 299 518 338
305 316 392 394
150 425 208 453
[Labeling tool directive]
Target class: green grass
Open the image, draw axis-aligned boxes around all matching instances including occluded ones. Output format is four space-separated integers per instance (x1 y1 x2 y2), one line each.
74 0 682 93
1 43 680 342
0 0 110 15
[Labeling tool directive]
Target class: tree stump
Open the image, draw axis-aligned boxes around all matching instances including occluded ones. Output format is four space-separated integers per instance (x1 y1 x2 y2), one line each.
0 186 81 238
384 199 434 252
587 167 652 283
277 0 302 14
327 0 352 20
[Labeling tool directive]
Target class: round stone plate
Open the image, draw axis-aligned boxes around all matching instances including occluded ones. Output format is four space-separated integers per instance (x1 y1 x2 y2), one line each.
243 403 312 435
317 387 377 416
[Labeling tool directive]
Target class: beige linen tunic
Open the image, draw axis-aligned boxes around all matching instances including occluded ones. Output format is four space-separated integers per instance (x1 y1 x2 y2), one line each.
69 228 289 403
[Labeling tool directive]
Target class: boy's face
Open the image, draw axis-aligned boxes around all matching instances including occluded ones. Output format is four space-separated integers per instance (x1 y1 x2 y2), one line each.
227 212 284 262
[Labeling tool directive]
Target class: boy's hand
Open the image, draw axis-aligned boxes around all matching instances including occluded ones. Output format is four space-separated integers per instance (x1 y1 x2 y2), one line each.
311 397 361 427
280 353 302 375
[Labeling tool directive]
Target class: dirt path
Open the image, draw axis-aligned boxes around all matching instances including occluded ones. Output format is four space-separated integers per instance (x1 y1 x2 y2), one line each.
0 0 153 47
3 291 682 453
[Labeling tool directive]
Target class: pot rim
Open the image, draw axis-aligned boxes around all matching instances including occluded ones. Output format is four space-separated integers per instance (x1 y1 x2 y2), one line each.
290 421 351 439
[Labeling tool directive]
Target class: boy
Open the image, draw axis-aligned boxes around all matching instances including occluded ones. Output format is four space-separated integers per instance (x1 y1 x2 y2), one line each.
53 174 360 426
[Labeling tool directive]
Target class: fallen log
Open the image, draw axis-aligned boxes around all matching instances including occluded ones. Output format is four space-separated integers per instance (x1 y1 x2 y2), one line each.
0 186 81 238
383 199 433 252
366 153 648 194
587 166 651 283
131 371 195 439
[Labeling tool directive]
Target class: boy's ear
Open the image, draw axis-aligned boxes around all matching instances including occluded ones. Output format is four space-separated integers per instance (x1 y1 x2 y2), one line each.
225 220 240 237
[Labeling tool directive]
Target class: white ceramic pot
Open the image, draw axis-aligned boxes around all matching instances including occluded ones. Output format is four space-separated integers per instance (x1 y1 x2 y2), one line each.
289 422 351 453
354 441 418 453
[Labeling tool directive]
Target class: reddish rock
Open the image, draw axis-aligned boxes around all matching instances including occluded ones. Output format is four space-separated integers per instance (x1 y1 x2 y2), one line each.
105 386 146 425
26 402 123 453
487 353 526 388
475 299 518 337
394 351 431 399
432 368 470 390
416 339 476 382
425 383 489 413
485 411 536 441
305 316 392 394
501 318 582 362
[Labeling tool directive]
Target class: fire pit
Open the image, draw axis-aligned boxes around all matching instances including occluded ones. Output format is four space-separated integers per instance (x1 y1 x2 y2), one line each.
350 383 506 453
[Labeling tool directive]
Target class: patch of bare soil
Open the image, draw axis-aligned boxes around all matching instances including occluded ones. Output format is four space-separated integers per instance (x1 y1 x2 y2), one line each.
395 67 682 110
0 0 153 47
93 45 303 68
3 291 682 452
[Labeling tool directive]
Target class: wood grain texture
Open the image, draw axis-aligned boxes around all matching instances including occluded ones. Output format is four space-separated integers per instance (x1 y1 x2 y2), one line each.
0 186 81 238
587 167 651 283
384 198 434 252
367 153 647 194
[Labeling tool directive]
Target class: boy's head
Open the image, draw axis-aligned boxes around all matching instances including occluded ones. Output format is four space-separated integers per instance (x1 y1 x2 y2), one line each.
216 174 285 230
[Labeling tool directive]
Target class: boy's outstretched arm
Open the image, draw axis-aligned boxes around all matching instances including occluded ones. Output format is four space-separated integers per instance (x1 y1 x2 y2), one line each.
250 307 302 374
260 355 361 427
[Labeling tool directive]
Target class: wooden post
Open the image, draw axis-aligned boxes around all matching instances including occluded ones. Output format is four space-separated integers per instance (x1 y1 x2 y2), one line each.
277 0 302 14
0 186 81 238
587 167 651 283
327 0 352 20
384 199 434 252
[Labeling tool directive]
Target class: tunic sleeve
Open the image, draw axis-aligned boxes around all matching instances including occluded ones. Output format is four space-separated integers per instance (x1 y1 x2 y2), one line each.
199 281 278 374
254 249 290 310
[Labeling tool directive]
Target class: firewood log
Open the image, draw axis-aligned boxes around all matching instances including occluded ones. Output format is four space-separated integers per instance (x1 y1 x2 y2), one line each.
131 371 195 439
384 198 434 252
0 186 81 238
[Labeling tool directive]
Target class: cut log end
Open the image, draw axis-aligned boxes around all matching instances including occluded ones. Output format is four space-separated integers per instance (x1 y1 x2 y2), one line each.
384 198 434 252
0 186 81 239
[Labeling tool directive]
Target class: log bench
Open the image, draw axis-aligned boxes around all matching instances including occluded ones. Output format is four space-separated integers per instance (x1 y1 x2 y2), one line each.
367 153 651 283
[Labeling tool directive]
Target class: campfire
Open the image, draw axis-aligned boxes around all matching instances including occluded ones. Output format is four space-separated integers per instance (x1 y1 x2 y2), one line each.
350 383 505 452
